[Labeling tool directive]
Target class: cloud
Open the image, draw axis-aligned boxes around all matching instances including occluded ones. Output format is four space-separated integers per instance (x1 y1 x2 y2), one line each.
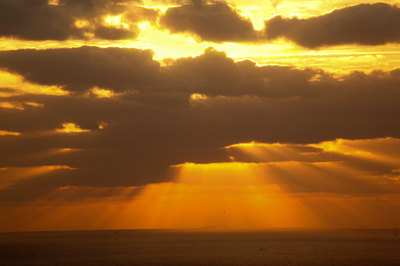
0 130 21 136
0 0 81 40
159 1 259 42
164 47 244 94
2 1 399 47
2 136 400 204
264 3 400 48
0 0 154 41
3 46 400 100
93 26 136 40
0 46 162 91
1 2 400 232
171 137 400 196
0 46 400 199
0 46 399 146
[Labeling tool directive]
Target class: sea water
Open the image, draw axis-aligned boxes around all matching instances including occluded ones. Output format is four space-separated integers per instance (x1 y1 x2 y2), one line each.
1 229 399 265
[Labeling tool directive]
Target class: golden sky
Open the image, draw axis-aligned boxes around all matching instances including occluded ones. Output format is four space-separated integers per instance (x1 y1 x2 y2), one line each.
1 0 400 232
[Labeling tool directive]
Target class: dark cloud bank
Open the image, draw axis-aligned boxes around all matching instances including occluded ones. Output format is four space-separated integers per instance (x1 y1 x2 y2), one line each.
159 1 400 47
1 46 400 199
1 1 400 48
0 0 156 40
265 3 400 48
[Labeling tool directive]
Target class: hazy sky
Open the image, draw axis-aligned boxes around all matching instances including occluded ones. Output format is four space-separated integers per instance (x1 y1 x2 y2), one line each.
1 0 400 231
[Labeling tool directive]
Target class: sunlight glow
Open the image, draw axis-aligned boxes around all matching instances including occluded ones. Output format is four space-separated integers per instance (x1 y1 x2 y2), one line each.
0 130 21 136
190 93 208 101
0 165 77 184
0 101 43 110
75 20 90 29
225 141 284 149
310 139 372 156
172 162 267 185
56 123 90 133
98 122 108 129
0 71 68 96
0 102 24 110
103 15 130 29
48 0 59 5
89 87 115 98
49 148 81 154
1 137 400 231
24 102 44 107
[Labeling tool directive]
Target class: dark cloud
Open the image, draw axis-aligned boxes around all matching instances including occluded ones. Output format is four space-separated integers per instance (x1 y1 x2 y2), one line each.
0 0 153 41
164 47 243 95
159 1 259 42
0 88 17 94
1 45 400 100
58 0 137 17
0 46 400 200
0 0 82 40
265 3 400 48
0 46 162 91
2 1 399 47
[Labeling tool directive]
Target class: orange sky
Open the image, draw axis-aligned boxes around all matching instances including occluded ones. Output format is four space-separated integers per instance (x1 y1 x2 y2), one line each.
0 0 400 232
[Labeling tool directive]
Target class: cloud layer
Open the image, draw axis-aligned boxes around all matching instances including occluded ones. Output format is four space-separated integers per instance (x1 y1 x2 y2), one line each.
0 0 154 40
1 1 399 48
265 3 400 48
0 46 400 199
159 2 400 47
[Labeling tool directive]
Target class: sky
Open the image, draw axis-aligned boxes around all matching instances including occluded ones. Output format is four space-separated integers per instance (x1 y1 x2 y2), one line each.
1 0 400 232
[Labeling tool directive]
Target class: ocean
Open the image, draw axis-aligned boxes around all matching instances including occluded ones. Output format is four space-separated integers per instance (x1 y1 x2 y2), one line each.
1 229 399 265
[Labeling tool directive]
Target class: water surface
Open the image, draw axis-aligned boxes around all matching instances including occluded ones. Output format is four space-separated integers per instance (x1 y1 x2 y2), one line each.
1 229 399 265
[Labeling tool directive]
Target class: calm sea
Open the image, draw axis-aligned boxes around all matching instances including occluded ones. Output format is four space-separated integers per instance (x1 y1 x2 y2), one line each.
0 229 399 265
